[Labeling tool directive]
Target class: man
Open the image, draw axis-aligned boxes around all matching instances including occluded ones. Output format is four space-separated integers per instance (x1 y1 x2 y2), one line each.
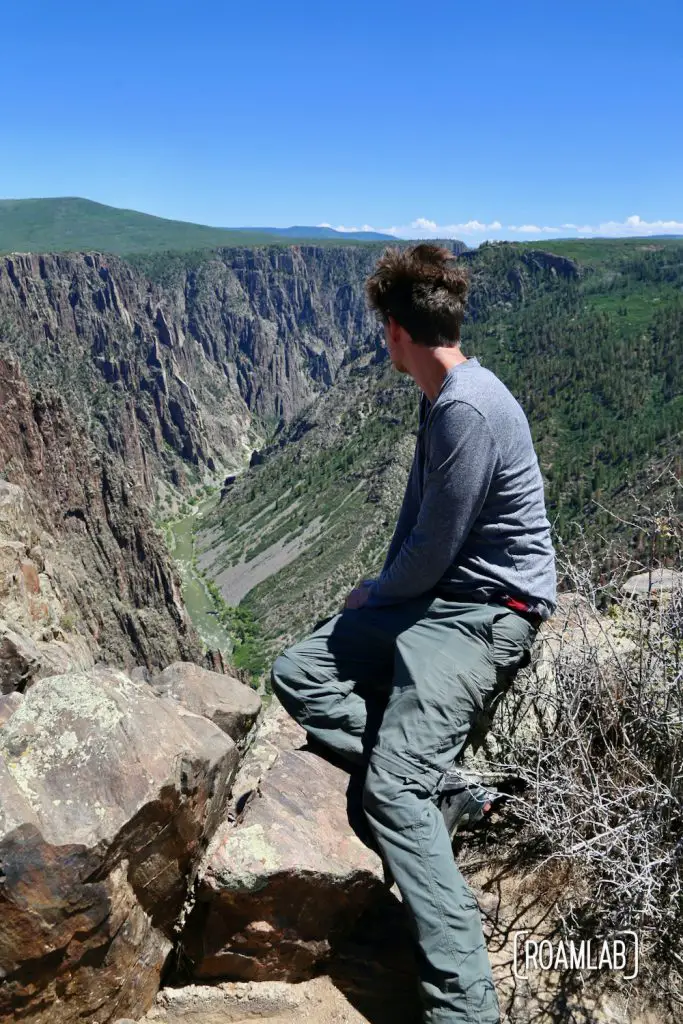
271 243 557 1024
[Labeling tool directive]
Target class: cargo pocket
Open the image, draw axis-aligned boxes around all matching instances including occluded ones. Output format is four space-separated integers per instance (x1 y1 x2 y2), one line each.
490 608 537 675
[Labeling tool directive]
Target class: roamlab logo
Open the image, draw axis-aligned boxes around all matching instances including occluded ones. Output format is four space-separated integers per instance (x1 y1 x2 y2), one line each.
512 931 639 981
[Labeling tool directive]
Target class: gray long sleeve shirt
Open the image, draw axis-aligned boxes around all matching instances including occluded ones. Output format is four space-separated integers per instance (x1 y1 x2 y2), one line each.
363 357 557 619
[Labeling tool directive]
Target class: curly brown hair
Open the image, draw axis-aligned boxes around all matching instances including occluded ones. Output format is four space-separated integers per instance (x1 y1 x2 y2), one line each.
365 243 469 347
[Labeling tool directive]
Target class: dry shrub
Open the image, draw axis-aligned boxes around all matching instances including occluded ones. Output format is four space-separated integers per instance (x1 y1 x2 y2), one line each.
493 474 682 998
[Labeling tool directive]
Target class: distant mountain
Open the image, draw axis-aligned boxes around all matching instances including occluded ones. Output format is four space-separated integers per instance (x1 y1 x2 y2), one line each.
234 225 396 241
0 198 393 255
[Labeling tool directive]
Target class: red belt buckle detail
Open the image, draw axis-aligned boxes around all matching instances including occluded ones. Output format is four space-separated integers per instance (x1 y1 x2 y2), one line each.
504 596 530 613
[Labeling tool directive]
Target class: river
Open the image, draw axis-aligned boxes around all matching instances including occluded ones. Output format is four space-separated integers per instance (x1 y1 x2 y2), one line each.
164 493 234 657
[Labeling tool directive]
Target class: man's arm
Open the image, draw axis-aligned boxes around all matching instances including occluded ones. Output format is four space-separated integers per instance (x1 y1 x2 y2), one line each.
363 400 500 608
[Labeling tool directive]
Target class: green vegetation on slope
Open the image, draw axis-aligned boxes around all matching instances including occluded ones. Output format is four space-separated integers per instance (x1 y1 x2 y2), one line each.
466 242 683 548
196 356 419 657
203 580 268 680
515 235 683 266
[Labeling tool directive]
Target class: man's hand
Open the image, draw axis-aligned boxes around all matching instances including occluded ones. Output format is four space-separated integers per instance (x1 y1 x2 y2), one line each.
344 578 376 610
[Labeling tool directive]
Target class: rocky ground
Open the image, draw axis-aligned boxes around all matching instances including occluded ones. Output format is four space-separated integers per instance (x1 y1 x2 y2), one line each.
2 582 680 1023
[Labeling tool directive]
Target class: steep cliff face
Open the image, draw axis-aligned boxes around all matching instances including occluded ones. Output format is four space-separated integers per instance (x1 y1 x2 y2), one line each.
0 248 385 501
0 357 202 671
0 244 552 500
149 246 384 420
0 245 387 670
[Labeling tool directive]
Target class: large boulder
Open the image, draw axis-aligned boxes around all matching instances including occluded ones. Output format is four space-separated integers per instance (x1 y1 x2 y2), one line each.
150 662 261 745
0 666 239 1023
621 567 682 600
182 702 388 982
227 700 306 816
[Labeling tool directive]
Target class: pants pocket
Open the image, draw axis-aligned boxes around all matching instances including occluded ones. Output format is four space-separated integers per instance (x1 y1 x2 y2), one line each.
490 609 537 674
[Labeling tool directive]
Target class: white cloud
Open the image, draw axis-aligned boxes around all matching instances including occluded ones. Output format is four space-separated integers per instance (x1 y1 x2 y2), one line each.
507 224 561 234
319 217 504 239
381 218 505 238
560 214 683 237
317 222 380 233
318 214 683 241
413 217 438 231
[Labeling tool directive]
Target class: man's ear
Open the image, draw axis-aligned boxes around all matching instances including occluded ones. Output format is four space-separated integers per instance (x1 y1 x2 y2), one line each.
387 314 402 346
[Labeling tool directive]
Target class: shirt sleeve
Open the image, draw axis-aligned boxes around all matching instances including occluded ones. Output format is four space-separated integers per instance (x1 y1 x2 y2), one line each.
363 400 500 608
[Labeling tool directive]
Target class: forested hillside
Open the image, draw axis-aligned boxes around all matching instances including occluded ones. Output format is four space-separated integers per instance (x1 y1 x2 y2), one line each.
465 240 682 543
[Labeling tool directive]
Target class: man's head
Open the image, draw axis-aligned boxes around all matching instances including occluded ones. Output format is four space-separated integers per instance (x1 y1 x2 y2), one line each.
365 243 469 374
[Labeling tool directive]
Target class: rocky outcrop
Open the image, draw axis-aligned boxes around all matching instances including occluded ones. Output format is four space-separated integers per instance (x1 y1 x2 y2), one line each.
139 975 401 1023
143 979 321 1022
0 616 93 693
621 567 682 599
182 703 388 983
0 665 258 1023
521 248 580 279
151 662 261 745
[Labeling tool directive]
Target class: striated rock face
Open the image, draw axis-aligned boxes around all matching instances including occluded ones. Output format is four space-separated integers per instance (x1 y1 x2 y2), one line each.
182 703 388 983
0 666 246 1024
0 361 203 671
0 247 384 495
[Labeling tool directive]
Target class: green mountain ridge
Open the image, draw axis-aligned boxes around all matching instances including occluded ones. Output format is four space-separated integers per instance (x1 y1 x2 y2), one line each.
0 197 397 255
6 197 682 261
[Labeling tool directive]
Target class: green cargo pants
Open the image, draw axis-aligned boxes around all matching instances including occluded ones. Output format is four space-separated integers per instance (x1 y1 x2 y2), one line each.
271 593 538 1024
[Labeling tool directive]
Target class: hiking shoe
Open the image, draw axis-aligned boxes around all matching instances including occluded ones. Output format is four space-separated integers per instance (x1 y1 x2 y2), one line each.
438 770 508 840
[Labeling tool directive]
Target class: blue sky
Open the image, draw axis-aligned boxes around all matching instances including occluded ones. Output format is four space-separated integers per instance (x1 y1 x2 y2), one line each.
1 0 681 243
